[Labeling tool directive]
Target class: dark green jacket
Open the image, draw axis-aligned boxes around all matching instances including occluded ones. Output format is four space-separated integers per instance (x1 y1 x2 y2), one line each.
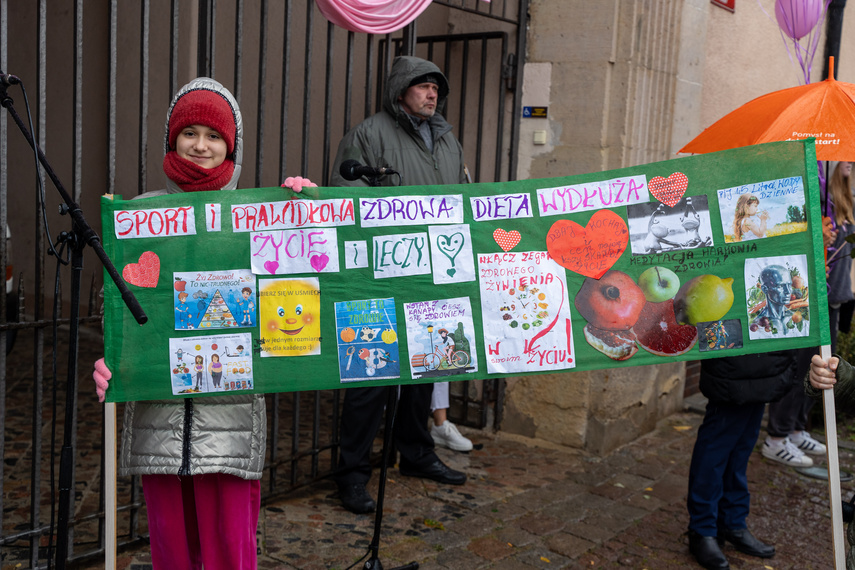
330 56 467 187
805 354 855 405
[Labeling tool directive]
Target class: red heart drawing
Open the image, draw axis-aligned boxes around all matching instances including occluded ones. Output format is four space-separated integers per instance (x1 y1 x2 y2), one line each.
648 172 688 207
122 251 160 288
546 210 628 279
493 229 521 252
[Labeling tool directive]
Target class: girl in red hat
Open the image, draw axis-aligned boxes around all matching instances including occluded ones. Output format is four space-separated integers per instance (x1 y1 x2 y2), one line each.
93 77 314 570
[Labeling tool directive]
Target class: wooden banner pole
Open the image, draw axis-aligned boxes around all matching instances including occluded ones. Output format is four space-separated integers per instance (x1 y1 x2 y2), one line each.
821 344 845 569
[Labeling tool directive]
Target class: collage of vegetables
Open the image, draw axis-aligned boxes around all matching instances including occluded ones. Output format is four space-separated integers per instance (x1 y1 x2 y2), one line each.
102 142 828 403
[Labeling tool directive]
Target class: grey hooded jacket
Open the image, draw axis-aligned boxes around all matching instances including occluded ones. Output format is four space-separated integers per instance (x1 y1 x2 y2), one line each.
119 77 266 480
330 56 467 187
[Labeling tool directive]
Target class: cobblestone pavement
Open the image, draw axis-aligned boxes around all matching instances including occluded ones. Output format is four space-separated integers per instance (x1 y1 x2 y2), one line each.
94 403 852 570
4 327 850 569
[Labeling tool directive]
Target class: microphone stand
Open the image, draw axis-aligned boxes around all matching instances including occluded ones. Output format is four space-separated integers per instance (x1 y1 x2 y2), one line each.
357 169 416 570
361 386 418 570
0 76 147 570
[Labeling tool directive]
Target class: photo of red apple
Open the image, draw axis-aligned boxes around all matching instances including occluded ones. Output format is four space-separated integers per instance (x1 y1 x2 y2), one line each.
174 277 187 292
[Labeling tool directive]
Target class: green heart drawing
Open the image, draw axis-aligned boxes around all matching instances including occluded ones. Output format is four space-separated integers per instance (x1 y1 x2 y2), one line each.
436 233 465 268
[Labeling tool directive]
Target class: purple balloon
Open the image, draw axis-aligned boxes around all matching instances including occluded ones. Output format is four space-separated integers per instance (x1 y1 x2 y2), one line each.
775 0 825 40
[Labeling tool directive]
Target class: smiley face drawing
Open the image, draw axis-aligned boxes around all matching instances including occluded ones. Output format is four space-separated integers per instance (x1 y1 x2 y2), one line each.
259 278 321 356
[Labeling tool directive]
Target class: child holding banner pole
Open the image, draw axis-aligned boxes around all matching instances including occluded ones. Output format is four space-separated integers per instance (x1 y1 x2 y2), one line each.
92 77 314 570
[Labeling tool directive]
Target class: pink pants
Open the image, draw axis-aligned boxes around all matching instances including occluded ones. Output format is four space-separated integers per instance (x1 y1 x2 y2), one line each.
141 473 260 570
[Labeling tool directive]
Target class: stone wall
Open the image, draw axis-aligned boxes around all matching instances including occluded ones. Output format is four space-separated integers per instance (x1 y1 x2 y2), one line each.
507 0 855 454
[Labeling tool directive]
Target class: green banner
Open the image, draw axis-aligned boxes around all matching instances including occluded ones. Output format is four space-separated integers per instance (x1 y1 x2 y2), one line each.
102 140 829 403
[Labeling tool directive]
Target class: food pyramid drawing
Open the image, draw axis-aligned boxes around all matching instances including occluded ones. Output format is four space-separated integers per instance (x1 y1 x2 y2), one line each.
197 290 238 328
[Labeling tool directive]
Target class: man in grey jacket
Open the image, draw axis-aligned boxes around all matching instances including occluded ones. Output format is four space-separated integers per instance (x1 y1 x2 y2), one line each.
331 56 468 514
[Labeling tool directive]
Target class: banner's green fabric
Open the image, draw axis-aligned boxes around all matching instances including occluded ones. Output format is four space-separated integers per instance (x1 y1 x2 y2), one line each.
102 141 829 402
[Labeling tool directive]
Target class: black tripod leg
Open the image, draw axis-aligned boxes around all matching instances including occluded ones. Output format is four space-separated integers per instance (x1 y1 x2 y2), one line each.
362 385 419 570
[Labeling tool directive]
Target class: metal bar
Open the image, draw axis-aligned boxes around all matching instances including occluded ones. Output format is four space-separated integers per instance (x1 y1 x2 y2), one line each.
197 0 211 77
493 34 508 182
365 35 375 119
321 21 334 187
255 0 268 187
431 0 519 24
210 0 217 76
277 0 292 182
170 0 179 98
342 30 354 137
290 392 301 486
138 0 150 195
234 0 243 104
31 0 48 563
475 37 490 182
457 40 468 148
0 0 8 551
108 0 118 195
507 0 528 181
331 389 341 472
300 0 314 176
73 0 83 203
312 391 321 476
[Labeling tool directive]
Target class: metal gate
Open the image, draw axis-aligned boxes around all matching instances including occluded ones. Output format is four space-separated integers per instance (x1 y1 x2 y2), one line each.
0 0 528 566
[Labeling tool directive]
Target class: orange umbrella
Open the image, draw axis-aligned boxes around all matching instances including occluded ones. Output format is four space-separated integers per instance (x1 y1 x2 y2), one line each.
679 57 855 161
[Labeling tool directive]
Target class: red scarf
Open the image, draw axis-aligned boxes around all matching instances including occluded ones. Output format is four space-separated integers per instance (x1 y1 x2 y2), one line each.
163 151 235 192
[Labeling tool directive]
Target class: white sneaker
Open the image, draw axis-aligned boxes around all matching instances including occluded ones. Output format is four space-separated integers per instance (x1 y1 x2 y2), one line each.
761 437 813 467
789 430 827 455
431 421 473 452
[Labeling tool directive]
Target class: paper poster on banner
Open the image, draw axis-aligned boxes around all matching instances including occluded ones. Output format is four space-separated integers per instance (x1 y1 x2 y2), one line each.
250 228 340 275
344 241 369 269
334 298 400 382
231 198 356 232
717 176 806 243
172 269 256 330
537 175 649 217
428 225 475 284
258 277 321 357
205 203 222 232
114 205 197 239
404 297 478 380
168 333 253 395
372 232 431 279
627 196 714 255
745 254 810 339
470 193 533 221
478 251 575 374
359 195 464 227
698 319 743 352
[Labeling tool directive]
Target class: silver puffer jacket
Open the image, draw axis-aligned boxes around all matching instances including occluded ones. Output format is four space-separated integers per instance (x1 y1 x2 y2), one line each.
119 77 266 480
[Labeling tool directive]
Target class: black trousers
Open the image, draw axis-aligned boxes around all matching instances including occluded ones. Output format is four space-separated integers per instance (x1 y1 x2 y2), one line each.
766 346 815 437
335 383 437 486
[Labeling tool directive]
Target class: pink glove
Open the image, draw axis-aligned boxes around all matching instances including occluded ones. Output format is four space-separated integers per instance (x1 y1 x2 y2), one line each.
281 176 317 193
94 358 112 403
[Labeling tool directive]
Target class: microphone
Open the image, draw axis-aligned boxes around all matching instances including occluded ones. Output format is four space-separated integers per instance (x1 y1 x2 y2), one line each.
0 71 20 86
339 159 397 181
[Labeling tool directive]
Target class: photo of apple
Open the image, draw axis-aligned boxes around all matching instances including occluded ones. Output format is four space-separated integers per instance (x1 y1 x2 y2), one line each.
637 266 680 303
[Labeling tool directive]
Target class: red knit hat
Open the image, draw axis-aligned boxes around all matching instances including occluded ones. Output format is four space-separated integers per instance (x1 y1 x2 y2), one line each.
167 89 236 155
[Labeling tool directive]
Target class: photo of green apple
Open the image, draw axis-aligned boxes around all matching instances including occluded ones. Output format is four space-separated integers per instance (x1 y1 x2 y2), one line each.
637 266 681 302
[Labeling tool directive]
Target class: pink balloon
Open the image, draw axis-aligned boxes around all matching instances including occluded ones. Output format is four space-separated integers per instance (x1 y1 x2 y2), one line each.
775 0 825 40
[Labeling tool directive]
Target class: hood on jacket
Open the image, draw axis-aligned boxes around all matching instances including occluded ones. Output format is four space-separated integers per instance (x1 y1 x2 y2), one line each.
163 77 244 191
383 56 451 120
